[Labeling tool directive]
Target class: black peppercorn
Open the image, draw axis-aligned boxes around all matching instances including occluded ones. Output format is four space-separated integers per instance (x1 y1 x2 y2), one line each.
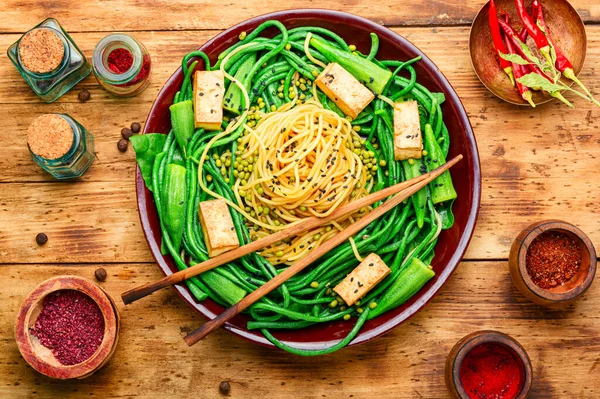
130 122 141 133
219 381 230 396
121 127 133 140
36 233 48 246
78 89 91 102
117 139 128 152
95 268 107 282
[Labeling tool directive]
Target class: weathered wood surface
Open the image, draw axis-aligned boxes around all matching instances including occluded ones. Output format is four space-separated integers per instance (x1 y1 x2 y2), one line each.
1 28 599 261
0 262 598 398
1 0 599 397
0 0 599 33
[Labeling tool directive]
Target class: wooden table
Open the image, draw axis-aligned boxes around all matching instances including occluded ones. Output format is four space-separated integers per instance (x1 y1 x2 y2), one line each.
1 1 599 397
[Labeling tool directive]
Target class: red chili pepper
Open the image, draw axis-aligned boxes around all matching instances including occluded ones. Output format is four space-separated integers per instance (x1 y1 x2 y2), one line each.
503 27 535 107
534 0 571 71
515 0 548 51
498 18 572 107
534 0 598 105
489 0 515 86
515 0 553 68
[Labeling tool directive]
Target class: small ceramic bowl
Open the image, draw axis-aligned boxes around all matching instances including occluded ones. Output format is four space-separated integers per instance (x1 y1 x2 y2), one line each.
469 0 586 106
15 275 119 379
509 220 596 308
445 330 533 399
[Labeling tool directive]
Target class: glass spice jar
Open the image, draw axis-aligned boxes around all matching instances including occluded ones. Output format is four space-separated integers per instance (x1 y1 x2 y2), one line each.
92 34 151 97
27 114 95 179
7 18 91 103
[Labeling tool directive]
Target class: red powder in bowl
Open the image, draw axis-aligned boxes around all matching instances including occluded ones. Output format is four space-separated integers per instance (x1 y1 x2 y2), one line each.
459 342 525 399
30 290 105 366
107 47 133 74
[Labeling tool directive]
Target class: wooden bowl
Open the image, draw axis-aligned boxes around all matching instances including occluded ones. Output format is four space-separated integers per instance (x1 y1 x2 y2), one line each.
445 330 533 399
509 220 597 308
137 9 481 351
15 276 119 379
469 0 586 106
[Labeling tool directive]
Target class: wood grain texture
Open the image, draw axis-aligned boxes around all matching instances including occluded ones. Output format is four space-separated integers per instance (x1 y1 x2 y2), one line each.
1 0 599 33
1 1 600 397
0 27 599 261
0 262 598 398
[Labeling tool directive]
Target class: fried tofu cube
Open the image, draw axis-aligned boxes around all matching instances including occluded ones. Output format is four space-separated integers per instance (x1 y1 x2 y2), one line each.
393 100 423 160
315 63 375 119
198 199 239 257
333 253 391 306
193 70 225 130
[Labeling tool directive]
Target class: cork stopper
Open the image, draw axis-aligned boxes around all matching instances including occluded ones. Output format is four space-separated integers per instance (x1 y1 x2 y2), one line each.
27 114 74 160
18 28 65 74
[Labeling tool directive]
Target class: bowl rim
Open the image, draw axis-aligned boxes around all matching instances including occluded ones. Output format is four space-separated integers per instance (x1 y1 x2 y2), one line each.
14 275 118 379
136 8 482 350
448 330 533 399
514 220 597 302
468 0 587 106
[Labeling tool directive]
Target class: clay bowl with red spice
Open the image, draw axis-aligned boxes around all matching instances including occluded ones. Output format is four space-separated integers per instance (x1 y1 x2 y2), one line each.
445 330 533 399
509 220 597 308
15 275 119 379
469 0 586 106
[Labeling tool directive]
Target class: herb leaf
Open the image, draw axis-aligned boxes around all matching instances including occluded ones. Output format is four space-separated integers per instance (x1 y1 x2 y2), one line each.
130 133 168 191
499 52 530 65
518 42 542 66
517 73 563 93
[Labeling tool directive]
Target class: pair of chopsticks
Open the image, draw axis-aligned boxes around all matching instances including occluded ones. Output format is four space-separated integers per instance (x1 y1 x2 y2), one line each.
122 155 462 346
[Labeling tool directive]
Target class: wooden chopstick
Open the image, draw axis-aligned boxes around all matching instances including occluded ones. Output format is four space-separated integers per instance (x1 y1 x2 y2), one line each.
182 155 462 346
121 154 462 305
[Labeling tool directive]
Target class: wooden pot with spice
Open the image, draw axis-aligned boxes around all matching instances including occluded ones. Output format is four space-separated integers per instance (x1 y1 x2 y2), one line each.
445 330 533 399
509 220 597 308
15 276 119 379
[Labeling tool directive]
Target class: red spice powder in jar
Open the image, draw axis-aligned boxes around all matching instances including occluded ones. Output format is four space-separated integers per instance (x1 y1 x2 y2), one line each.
107 47 133 74
459 342 525 399
30 290 105 366
526 231 582 290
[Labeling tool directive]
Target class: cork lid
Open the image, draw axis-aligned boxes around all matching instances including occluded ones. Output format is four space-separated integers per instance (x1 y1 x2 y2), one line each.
18 28 65 74
27 114 74 160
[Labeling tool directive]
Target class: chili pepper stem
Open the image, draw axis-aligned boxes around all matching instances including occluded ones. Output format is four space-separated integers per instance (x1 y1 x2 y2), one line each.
550 91 573 108
522 90 536 108
504 66 515 86
539 45 555 71
563 68 600 108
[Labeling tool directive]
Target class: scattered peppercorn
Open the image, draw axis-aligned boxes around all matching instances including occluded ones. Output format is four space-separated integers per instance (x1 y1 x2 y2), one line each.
121 127 133 140
92 268 107 282
130 122 141 133
219 380 231 395
36 232 48 246
77 89 91 102
117 138 128 152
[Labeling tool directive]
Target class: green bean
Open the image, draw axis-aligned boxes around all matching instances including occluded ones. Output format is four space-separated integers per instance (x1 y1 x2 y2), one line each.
144 24 458 356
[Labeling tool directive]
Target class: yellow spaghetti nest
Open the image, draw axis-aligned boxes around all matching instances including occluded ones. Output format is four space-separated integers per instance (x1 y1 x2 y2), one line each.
233 100 373 265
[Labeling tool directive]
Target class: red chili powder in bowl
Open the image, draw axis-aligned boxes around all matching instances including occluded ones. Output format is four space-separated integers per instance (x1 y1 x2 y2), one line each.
459 342 525 399
107 47 133 74
30 290 105 366
526 230 582 290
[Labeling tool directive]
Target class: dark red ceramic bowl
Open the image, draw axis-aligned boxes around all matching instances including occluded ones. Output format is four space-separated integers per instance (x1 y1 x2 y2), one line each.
137 9 481 350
